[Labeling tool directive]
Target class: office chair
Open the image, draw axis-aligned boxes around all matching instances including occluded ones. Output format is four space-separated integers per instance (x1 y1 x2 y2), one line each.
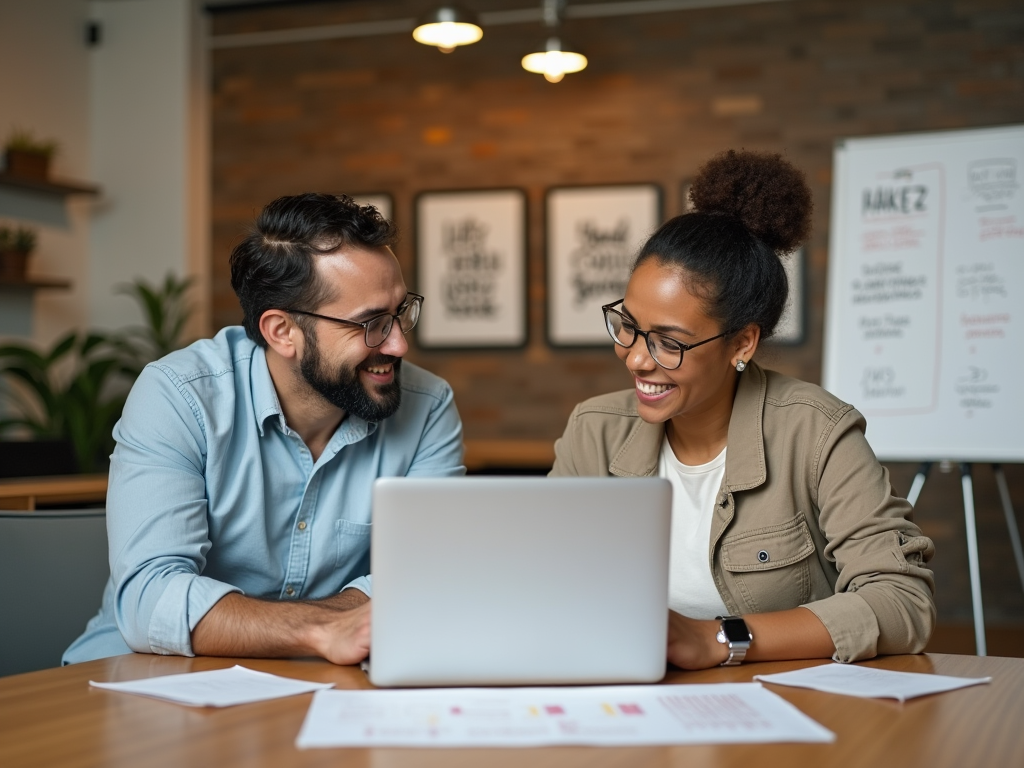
0 509 108 677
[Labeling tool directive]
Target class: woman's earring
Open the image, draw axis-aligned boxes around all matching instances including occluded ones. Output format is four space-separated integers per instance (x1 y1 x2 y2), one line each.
735 360 746 372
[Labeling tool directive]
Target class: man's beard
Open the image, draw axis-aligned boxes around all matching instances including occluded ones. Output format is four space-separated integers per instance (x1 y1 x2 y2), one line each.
299 328 402 422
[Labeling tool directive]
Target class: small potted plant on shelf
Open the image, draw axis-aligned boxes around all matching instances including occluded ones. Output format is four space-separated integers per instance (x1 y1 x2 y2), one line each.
3 128 58 180
0 223 37 282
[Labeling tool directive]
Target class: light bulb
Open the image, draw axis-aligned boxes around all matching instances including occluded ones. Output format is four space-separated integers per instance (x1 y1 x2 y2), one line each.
522 41 587 83
412 8 482 53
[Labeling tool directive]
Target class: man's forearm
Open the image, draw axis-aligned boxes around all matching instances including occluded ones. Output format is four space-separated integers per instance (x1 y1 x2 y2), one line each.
319 588 371 610
191 589 370 664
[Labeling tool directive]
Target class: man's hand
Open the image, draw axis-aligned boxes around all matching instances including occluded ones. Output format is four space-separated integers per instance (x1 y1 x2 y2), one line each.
192 589 372 665
307 599 371 666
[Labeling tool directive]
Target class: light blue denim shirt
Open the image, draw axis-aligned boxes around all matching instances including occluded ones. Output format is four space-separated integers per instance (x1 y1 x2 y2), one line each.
63 326 464 664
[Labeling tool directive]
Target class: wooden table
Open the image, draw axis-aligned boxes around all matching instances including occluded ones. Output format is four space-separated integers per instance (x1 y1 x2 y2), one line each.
0 474 107 511
1 653 1020 768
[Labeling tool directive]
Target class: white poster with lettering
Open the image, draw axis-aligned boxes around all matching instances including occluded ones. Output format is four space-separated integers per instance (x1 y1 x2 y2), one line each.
416 189 527 348
547 185 662 345
824 125 1024 461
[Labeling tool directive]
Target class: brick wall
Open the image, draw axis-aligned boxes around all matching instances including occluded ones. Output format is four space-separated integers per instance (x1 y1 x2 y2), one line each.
209 0 1024 623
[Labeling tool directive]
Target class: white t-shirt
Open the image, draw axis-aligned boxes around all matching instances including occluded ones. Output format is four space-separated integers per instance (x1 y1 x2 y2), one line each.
659 436 730 619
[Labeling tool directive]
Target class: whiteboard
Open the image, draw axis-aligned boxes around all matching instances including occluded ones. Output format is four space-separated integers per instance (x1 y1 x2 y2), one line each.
824 125 1024 462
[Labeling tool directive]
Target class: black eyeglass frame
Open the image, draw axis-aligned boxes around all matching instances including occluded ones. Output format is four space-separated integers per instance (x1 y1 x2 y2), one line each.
601 299 732 370
285 292 424 349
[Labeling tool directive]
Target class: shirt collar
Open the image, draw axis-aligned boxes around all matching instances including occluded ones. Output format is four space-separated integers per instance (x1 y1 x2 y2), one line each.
609 360 768 492
321 415 378 461
251 345 285 436
251 345 381 447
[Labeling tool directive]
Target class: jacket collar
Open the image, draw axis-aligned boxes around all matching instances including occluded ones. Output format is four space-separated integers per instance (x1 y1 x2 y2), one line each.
725 360 767 492
608 361 768 492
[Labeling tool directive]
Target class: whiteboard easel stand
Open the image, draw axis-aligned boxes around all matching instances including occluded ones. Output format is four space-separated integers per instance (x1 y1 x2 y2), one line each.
907 462 1024 657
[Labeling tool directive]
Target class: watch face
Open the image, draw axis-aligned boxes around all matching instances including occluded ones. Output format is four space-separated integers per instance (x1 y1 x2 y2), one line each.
720 618 751 643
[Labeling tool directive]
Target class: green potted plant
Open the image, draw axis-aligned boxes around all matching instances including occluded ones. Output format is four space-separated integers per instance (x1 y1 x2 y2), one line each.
111 273 196 376
0 332 128 473
4 128 59 180
0 223 37 282
0 273 194 474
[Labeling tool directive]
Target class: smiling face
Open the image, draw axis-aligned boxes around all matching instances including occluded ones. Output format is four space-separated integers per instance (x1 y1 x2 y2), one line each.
615 259 756 430
297 246 410 421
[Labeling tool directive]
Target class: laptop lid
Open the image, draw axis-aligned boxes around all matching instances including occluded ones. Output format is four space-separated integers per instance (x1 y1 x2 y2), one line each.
369 476 671 687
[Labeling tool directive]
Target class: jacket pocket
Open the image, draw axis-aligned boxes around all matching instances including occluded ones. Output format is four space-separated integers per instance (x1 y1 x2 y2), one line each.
334 518 372 571
720 515 816 613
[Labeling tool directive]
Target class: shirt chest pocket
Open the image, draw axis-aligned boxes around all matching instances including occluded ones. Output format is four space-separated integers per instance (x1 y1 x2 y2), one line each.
720 515 816 613
335 519 372 572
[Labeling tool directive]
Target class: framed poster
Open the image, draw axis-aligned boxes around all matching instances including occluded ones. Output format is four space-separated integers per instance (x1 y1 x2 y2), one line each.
547 184 662 346
772 247 806 345
351 193 393 222
415 189 527 348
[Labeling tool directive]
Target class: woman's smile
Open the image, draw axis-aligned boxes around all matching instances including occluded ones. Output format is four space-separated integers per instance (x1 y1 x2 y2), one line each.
633 376 677 402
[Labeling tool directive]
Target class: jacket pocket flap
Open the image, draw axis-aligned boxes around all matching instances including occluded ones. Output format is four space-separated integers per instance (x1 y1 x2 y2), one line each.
721 516 815 572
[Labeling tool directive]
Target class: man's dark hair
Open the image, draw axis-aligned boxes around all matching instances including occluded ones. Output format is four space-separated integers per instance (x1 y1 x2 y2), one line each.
229 193 399 347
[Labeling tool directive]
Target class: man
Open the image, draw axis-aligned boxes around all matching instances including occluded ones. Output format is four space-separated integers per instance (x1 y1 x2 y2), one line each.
64 193 464 665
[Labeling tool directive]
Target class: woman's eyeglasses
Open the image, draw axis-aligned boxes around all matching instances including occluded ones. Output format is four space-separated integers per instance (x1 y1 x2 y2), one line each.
601 299 730 370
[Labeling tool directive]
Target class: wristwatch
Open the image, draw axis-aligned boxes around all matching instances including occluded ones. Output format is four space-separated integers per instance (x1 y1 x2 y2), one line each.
715 615 753 665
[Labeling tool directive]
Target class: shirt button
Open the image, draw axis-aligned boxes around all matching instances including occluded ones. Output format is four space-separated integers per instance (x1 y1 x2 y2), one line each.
757 550 770 563
297 521 306 530
285 585 295 596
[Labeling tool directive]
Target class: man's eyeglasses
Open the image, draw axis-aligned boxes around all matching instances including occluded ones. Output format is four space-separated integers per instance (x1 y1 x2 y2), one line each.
601 299 730 370
285 292 424 348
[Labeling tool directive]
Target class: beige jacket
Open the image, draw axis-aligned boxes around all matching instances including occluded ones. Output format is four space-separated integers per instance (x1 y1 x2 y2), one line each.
550 361 936 662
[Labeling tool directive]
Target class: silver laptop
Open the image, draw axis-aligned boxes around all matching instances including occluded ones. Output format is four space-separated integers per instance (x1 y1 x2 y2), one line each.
368 476 671 687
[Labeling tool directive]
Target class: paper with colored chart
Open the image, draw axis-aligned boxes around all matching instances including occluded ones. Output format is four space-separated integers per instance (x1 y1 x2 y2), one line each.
296 683 834 748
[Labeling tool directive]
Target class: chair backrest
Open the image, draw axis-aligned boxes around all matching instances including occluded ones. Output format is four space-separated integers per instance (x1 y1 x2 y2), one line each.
0 509 108 677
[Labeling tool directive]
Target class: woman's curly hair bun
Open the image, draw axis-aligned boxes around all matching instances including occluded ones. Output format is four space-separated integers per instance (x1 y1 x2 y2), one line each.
689 149 812 254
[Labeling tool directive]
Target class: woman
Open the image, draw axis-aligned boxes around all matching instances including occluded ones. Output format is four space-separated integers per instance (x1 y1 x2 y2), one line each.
551 150 935 669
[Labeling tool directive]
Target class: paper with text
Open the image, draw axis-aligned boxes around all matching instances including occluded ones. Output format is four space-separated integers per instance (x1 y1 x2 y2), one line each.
90 665 334 707
296 683 834 748
755 663 991 701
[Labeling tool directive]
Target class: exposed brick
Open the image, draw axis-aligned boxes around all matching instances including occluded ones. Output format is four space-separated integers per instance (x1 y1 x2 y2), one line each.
211 0 1024 624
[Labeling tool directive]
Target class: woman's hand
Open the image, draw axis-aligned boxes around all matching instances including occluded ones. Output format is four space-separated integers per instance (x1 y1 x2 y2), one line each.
666 611 728 670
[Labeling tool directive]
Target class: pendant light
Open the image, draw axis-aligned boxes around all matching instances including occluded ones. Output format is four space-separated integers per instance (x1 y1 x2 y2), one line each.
412 5 483 53
522 36 587 83
521 0 586 82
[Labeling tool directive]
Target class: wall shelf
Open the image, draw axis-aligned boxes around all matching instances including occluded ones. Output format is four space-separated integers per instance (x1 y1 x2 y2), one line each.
0 277 72 291
0 172 99 197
